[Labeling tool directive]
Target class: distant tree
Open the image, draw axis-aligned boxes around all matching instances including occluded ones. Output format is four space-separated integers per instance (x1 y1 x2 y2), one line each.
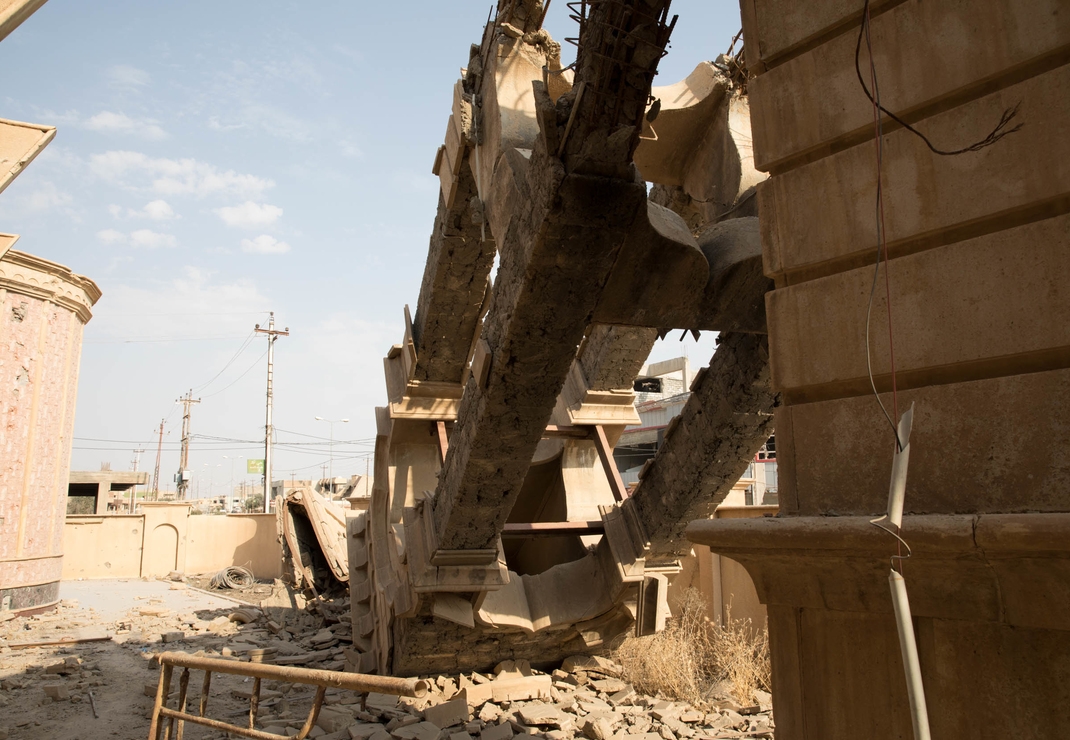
244 495 264 512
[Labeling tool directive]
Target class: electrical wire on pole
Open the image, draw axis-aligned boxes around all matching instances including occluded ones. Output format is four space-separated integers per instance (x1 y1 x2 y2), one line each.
255 312 288 513
175 390 201 500
151 420 165 501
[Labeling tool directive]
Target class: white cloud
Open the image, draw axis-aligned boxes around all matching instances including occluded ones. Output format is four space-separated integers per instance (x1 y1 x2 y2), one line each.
340 140 363 158
215 201 282 228
19 182 72 212
130 229 178 248
85 111 168 141
240 234 290 254
108 199 177 220
108 65 151 89
142 199 176 220
97 228 178 248
88 266 270 341
96 228 126 244
89 150 274 199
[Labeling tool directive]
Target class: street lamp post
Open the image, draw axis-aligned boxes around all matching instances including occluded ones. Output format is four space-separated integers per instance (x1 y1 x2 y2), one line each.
223 455 244 510
314 416 349 494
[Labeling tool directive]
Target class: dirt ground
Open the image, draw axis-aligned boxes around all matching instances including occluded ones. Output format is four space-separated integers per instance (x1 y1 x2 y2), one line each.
0 579 331 740
0 580 774 740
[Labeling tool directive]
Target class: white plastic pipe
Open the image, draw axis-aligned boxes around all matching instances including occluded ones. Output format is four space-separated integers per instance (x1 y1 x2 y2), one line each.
889 569 931 740
885 403 914 530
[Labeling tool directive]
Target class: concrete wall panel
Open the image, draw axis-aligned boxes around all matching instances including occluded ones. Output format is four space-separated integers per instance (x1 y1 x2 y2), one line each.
767 212 1070 396
749 0 1070 171
62 516 143 579
186 513 281 580
761 62 1070 281
777 367 1070 517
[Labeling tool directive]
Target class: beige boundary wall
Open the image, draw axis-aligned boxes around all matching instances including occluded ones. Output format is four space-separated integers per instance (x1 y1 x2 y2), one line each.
63 503 281 581
668 505 775 630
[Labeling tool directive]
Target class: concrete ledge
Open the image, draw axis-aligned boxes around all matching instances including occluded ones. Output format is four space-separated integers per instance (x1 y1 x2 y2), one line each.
686 512 1070 630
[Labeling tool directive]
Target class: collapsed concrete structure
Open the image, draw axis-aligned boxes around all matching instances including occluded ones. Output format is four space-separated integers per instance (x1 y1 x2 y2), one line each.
686 1 1070 738
312 0 779 678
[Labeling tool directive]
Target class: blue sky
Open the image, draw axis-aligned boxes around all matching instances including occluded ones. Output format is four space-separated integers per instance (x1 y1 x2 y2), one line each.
0 1 741 497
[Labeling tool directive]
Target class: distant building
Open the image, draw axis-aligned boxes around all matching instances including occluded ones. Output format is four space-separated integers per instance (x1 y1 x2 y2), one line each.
613 356 777 506
67 470 149 515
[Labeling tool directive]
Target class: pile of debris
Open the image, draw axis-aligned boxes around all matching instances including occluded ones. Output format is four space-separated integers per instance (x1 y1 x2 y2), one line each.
306 654 773 740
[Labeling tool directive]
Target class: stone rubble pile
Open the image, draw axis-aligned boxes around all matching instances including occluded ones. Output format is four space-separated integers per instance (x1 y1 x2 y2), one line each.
278 655 774 740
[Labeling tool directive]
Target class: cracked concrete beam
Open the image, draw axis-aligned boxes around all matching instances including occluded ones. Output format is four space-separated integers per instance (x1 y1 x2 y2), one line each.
431 0 681 556
579 325 659 392
411 166 495 385
629 332 779 563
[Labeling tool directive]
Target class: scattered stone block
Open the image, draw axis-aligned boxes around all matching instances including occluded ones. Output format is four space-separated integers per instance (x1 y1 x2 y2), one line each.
391 721 442 740
561 656 622 677
607 687 634 706
478 703 501 723
347 723 387 740
677 710 703 724
161 631 185 643
583 717 613 740
367 693 400 712
450 732 474 740
42 685 69 701
516 703 561 727
424 696 470 729
480 723 513 740
318 707 358 734
589 679 627 694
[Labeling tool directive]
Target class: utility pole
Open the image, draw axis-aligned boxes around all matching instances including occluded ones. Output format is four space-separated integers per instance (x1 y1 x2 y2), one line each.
176 389 201 500
129 447 145 513
255 312 288 513
151 420 165 501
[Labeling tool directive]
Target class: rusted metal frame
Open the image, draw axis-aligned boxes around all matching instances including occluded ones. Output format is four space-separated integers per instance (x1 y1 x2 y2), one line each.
593 424 629 502
435 421 449 463
502 520 605 536
169 667 190 740
249 676 262 730
150 652 424 740
149 664 174 740
155 651 427 696
198 670 212 717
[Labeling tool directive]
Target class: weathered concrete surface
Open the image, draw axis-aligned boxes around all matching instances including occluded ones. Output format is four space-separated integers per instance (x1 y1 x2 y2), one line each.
412 184 496 385
691 1 1070 737
774 368 1070 517
0 0 48 43
578 325 659 392
767 212 1070 401
630 332 777 563
748 0 1070 171
432 0 681 555
0 250 99 614
761 61 1070 283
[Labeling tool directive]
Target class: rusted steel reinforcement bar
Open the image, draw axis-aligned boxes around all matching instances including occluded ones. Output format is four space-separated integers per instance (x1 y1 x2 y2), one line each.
154 652 429 696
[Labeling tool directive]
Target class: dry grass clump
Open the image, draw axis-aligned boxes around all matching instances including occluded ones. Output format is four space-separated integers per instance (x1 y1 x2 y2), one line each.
613 589 771 706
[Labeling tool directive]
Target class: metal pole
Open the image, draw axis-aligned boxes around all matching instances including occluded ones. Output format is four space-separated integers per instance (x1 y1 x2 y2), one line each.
255 313 288 514
152 420 165 501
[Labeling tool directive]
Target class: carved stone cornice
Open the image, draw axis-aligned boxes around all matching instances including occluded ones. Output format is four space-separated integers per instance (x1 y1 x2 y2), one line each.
0 248 101 324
